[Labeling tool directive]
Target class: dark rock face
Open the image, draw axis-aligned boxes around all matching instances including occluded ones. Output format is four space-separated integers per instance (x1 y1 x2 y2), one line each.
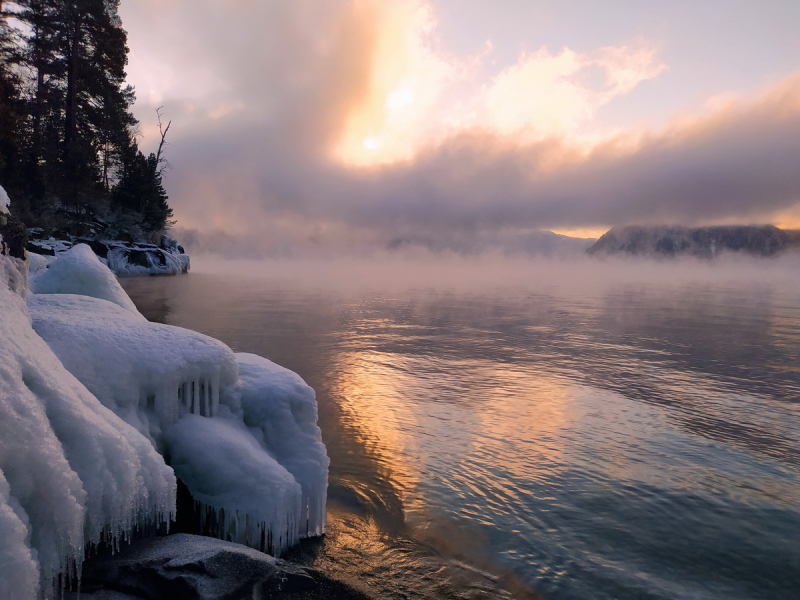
0 212 28 259
587 225 800 258
81 534 277 600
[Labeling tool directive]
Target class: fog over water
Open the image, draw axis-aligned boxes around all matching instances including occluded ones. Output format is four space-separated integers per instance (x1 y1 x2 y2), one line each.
123 256 800 600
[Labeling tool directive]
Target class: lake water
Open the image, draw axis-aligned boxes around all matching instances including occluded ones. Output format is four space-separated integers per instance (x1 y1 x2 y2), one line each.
121 256 800 600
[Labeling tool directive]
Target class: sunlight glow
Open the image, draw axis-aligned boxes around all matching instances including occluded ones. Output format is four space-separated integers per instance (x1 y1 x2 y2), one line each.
363 136 382 150
333 0 665 168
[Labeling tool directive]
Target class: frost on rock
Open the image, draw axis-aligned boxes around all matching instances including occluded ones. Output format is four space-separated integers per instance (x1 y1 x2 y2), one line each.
25 249 329 562
31 244 141 314
237 353 329 538
0 254 176 600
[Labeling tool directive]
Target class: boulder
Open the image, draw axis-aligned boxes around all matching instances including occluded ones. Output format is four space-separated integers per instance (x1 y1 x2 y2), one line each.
82 534 277 600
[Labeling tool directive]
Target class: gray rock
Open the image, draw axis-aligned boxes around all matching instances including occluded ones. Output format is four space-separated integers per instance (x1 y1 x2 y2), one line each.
82 534 277 600
272 560 319 592
66 590 146 600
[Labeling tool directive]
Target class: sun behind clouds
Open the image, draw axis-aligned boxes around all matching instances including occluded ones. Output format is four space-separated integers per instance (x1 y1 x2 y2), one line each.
333 0 665 168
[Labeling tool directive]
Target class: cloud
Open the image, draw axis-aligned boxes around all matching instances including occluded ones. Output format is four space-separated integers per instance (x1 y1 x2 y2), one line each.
119 0 800 255
480 43 664 141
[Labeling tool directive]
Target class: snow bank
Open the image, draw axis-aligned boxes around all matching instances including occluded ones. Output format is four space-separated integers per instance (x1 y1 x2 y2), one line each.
0 254 176 599
32 244 140 314
28 251 52 277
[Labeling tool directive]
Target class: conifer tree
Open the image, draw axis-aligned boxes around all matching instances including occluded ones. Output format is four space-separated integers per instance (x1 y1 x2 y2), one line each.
0 0 175 237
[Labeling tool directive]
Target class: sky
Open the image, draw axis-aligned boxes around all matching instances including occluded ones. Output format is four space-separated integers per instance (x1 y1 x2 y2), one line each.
119 0 800 255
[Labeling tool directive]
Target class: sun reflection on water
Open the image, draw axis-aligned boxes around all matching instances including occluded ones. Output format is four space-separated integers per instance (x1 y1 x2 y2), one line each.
122 266 800 600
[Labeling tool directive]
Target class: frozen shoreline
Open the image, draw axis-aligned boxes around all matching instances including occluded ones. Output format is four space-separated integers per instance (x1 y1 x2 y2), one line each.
0 240 329 599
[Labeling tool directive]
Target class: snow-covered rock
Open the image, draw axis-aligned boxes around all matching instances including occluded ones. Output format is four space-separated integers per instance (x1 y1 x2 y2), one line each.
32 244 141 313
27 237 190 276
29 290 327 554
105 242 190 277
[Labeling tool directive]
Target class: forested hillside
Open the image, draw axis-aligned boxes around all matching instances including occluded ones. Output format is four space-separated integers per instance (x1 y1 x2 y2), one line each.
0 0 172 241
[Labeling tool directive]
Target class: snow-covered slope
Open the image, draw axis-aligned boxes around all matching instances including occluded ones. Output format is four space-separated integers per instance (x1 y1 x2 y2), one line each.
1 233 328 598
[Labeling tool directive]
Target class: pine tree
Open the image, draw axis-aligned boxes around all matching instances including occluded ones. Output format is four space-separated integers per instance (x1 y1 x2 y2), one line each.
0 1 25 212
0 0 174 237
113 143 173 234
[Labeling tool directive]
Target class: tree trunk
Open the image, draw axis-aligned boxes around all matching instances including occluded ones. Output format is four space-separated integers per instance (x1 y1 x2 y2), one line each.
32 25 44 163
64 10 83 214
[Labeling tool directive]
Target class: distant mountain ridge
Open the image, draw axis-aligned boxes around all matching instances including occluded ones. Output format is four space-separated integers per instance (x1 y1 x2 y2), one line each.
587 225 800 258
386 230 595 257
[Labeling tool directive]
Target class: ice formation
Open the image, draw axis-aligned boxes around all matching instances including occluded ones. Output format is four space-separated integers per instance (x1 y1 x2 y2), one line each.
23 243 328 567
29 293 238 444
237 353 329 537
167 415 304 552
106 244 190 276
1 224 328 596
0 252 176 599
31 244 141 314
27 238 190 276
0 184 9 213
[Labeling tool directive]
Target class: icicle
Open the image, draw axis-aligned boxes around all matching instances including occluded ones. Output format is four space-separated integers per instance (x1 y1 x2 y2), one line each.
211 372 220 417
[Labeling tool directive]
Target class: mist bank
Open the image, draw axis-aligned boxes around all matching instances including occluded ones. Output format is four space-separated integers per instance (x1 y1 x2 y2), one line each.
175 222 800 263
173 226 596 260
187 251 800 297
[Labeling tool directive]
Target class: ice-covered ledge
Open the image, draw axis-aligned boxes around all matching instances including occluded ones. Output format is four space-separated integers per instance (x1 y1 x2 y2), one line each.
0 240 328 599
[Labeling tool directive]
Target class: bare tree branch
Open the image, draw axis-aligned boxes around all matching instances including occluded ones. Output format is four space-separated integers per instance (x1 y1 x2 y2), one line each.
155 105 172 175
